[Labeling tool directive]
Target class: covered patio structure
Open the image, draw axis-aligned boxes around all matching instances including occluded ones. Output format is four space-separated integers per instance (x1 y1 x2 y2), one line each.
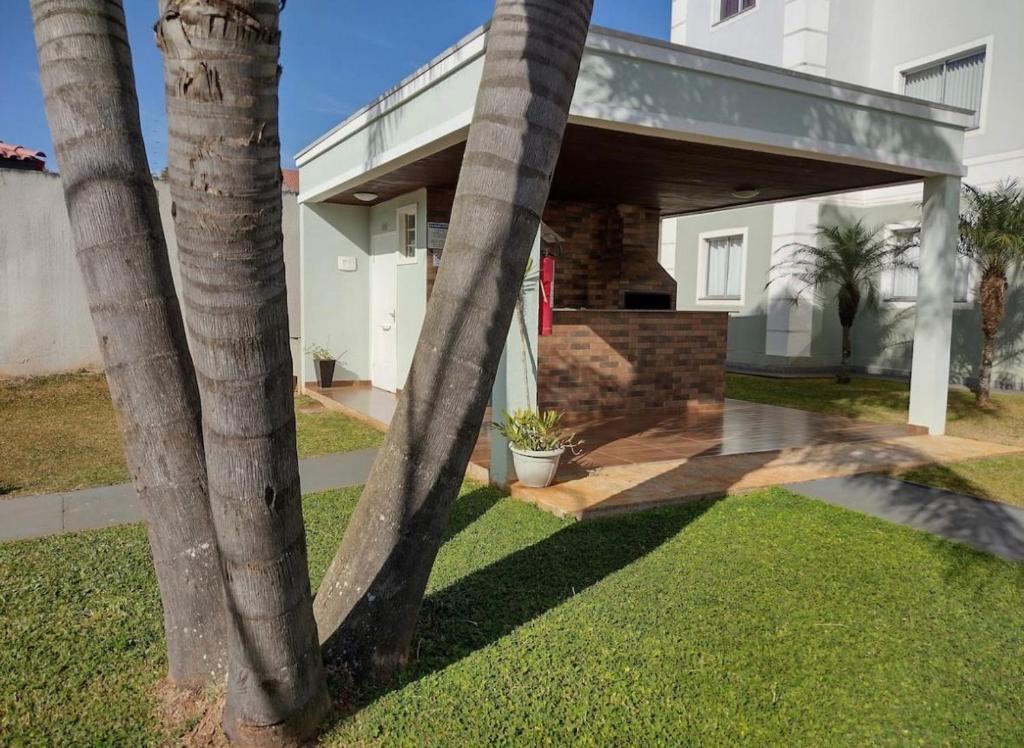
296 24 974 492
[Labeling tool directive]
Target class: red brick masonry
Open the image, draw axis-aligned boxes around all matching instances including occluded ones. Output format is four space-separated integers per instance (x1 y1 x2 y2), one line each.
538 310 729 420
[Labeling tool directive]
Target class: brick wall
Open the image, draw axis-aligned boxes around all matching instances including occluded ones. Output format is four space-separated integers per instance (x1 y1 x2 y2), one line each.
424 193 675 309
538 310 728 419
542 201 676 309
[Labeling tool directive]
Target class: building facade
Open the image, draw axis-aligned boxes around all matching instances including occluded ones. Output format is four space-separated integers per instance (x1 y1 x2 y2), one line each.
665 0 1024 388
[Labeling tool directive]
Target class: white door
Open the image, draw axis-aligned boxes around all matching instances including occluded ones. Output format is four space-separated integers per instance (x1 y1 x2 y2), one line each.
370 233 398 392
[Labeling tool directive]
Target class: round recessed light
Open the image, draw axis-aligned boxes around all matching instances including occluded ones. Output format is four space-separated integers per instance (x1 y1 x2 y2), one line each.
353 191 379 202
731 186 761 200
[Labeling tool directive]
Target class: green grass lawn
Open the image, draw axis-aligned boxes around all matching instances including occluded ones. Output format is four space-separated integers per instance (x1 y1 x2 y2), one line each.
0 374 383 498
3 486 1022 745
725 372 1024 447
897 455 1024 509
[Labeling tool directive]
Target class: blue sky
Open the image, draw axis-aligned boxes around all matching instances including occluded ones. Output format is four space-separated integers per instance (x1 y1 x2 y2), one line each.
0 1 669 173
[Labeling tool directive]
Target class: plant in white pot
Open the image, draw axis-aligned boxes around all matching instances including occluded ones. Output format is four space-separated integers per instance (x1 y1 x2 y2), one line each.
495 409 580 488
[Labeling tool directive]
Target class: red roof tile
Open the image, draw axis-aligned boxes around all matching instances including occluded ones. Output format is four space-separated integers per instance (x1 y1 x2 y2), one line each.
281 168 299 193
0 141 47 170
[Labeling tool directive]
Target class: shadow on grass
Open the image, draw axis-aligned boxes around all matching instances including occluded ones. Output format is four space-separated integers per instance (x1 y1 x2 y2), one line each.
323 497 712 725
440 487 504 544
799 468 1024 565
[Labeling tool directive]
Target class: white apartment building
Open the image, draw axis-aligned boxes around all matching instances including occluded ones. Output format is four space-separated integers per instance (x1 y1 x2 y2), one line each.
664 0 1024 387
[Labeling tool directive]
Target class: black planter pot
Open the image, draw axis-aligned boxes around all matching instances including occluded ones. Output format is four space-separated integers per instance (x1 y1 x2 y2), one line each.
316 359 336 388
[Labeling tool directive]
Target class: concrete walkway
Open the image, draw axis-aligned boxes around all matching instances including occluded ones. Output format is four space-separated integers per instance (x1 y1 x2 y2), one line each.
786 473 1024 562
0 448 379 543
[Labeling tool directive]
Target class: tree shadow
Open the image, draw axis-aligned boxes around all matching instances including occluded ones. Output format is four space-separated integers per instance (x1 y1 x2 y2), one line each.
321 495 712 727
441 486 503 543
791 469 1024 573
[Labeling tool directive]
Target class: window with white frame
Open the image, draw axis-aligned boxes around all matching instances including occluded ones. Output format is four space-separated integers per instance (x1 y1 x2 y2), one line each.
700 232 744 301
953 255 972 302
902 49 986 128
884 227 972 303
885 228 920 301
397 205 417 262
717 0 755 23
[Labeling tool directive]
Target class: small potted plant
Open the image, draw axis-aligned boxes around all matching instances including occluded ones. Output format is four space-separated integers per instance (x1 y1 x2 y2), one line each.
494 409 580 488
306 344 336 388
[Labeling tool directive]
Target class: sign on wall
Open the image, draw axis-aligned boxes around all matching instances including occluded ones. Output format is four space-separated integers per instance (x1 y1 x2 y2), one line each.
427 222 449 250
428 222 449 267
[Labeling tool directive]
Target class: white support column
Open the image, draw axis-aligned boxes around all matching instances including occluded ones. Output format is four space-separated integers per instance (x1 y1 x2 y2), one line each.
908 175 960 435
489 230 541 489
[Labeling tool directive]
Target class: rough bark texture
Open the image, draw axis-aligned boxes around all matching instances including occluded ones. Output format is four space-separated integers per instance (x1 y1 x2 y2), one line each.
156 1 327 743
30 0 228 686
977 269 1008 405
836 285 859 384
313 0 595 682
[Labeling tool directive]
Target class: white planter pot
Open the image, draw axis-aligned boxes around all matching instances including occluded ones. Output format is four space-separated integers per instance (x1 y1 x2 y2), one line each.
510 446 565 488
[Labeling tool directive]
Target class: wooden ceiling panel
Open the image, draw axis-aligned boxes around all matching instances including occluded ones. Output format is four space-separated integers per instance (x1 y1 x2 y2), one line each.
323 123 914 214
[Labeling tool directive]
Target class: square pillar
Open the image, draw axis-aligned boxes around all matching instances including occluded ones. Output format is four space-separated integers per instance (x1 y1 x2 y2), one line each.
909 175 961 435
489 230 541 489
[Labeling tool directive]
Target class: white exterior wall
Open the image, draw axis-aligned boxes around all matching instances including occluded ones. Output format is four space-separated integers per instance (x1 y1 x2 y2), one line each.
298 189 429 389
299 202 371 384
1 169 302 379
668 0 1024 387
672 0 786 66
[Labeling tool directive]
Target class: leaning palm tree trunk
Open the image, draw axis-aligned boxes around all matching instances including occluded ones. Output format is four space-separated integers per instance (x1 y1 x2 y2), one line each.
30 0 228 687
977 269 1008 405
314 0 595 682
157 1 327 742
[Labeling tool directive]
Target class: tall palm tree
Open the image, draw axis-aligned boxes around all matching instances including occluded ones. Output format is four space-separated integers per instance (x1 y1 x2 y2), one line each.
157 0 327 742
958 180 1024 405
313 0 595 684
30 0 228 687
770 220 914 383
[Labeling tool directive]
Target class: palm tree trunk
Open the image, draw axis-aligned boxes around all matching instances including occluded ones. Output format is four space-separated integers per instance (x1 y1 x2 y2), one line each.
836 286 859 385
839 324 853 384
313 0 595 683
156 1 327 742
977 269 1008 406
30 0 228 687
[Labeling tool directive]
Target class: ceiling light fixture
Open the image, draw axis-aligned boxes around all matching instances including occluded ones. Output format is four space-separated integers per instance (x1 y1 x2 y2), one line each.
731 186 761 200
353 191 379 202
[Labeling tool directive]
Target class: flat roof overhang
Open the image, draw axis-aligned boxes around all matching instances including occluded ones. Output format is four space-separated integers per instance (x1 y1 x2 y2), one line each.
295 25 973 214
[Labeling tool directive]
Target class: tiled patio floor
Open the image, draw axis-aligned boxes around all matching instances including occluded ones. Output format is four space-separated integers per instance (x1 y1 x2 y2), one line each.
305 385 1022 519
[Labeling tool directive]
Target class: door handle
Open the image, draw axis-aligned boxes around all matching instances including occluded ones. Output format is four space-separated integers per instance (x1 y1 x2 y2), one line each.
381 324 392 331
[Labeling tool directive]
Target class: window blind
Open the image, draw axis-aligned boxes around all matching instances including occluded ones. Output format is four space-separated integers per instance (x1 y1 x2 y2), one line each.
903 50 985 124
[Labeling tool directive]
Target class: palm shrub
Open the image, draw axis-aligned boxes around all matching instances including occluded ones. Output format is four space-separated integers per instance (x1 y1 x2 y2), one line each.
769 220 915 383
958 180 1024 405
495 409 579 453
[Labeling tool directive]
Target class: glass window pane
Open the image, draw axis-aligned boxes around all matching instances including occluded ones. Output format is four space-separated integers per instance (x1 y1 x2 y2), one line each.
400 213 416 258
706 239 728 297
904 63 944 103
720 0 739 19
705 235 742 299
726 238 743 297
943 51 985 113
954 254 972 302
888 239 919 300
